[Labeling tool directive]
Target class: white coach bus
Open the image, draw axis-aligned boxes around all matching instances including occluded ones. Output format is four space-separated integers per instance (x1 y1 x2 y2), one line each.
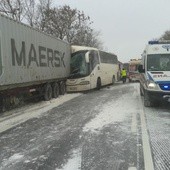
66 46 119 92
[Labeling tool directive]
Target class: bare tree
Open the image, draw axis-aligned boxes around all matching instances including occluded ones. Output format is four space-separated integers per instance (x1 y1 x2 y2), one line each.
34 0 53 31
160 30 170 40
24 0 36 26
0 0 103 48
41 5 103 48
0 0 26 21
73 27 103 49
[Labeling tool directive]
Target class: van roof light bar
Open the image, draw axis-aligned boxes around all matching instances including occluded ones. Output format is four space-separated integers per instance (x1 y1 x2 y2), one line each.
148 40 170 45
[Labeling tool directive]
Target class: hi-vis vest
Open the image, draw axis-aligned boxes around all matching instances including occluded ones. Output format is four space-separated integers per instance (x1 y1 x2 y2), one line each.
121 69 127 77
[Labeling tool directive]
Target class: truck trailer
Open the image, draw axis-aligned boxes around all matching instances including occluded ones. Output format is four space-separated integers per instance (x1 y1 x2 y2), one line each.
0 14 70 111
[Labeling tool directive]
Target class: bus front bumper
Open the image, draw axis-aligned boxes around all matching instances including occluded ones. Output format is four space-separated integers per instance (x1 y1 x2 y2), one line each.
66 84 91 92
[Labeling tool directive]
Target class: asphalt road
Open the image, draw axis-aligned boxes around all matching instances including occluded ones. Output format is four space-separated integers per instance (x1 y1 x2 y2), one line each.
0 83 169 170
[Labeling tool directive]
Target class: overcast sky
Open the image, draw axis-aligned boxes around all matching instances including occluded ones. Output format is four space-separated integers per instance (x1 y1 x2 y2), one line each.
56 0 170 62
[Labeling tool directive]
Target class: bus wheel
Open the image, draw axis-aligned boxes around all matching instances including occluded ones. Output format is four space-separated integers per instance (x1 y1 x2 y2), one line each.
60 81 66 95
96 78 101 90
52 82 59 98
44 84 52 101
112 76 115 85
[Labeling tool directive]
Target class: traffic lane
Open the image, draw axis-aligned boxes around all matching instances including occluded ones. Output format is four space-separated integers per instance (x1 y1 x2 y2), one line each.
0 84 125 170
80 83 144 170
56 83 144 170
0 83 163 170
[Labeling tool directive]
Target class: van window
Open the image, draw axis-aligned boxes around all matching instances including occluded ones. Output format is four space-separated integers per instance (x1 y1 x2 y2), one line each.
147 54 170 71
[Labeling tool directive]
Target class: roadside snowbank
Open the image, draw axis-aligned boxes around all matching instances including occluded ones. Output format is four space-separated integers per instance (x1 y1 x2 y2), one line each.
0 93 81 133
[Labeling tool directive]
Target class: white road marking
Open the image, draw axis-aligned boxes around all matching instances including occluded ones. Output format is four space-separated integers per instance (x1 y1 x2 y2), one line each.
140 110 154 170
136 83 154 170
131 112 137 133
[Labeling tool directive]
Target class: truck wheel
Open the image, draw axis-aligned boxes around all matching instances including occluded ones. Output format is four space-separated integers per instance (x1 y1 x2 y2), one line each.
44 84 52 101
52 82 59 98
144 90 152 107
96 78 101 90
60 82 66 95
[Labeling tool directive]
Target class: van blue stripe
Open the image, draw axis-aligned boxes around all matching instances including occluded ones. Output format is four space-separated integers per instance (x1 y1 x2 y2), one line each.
156 81 170 84
147 72 154 81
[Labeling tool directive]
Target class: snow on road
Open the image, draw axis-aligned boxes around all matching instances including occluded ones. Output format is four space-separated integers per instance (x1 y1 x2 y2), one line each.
1 153 24 168
0 93 81 133
56 149 81 170
58 84 142 170
83 84 140 133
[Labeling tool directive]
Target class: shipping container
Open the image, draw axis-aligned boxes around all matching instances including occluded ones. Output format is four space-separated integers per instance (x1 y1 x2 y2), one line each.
0 14 71 111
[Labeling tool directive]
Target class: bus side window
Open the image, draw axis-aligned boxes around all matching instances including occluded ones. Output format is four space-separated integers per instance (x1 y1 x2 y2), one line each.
89 52 94 72
94 51 99 65
89 51 99 72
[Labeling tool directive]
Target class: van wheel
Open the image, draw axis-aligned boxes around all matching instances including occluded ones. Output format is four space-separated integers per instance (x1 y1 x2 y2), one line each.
112 76 115 85
44 84 52 101
144 90 152 107
60 82 66 95
52 82 59 98
140 84 144 96
140 88 143 96
96 78 101 90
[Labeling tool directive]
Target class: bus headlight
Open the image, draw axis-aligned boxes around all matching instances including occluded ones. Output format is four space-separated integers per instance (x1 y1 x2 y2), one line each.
79 81 90 85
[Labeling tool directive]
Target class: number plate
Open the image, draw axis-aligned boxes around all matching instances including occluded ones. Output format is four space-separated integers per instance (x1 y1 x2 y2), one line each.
69 87 77 91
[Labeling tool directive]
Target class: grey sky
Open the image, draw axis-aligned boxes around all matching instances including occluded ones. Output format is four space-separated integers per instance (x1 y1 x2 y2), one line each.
56 0 170 62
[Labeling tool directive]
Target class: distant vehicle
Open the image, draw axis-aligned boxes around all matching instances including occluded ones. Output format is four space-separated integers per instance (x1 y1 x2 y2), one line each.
138 40 170 107
0 14 70 111
128 59 141 82
66 46 119 92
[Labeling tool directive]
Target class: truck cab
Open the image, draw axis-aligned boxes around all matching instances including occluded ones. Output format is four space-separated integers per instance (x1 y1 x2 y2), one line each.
139 40 170 107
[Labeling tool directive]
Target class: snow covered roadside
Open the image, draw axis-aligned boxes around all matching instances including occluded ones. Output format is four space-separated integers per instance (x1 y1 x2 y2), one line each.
83 84 140 133
0 93 81 133
83 99 129 133
56 148 81 170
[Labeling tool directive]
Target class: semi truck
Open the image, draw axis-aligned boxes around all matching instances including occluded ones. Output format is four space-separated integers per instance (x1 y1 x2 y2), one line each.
138 40 170 107
0 14 71 111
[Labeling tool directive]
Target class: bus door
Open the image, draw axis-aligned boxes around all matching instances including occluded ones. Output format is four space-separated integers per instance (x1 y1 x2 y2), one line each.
89 51 101 89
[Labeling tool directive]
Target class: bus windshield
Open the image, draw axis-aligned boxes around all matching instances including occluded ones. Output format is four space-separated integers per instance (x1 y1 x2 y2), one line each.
147 54 170 71
69 50 89 78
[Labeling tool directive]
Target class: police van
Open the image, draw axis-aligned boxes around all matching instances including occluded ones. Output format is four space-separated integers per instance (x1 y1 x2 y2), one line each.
138 40 170 107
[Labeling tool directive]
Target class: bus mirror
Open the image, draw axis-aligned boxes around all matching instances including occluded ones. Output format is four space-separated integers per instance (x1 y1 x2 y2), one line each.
85 52 90 63
138 65 145 73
